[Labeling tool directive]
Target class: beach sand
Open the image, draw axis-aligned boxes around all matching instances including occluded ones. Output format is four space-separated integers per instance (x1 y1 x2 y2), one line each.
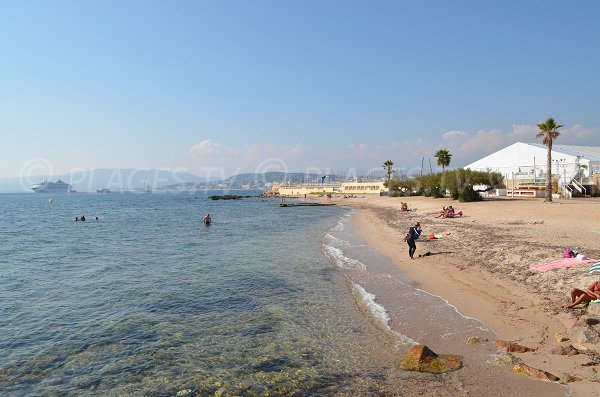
321 194 600 396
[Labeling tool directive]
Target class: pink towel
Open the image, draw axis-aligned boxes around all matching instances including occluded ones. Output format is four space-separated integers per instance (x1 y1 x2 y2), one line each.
530 258 596 272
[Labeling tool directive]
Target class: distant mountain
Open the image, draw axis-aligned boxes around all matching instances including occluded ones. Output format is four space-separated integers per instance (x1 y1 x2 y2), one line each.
1 169 377 193
0 169 213 192
161 172 345 190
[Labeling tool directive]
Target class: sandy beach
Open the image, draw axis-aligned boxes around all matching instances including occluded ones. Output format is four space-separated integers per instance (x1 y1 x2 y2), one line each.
319 194 600 395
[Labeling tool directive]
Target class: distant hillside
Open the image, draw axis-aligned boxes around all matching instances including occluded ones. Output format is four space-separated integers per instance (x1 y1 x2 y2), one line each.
0 169 212 192
161 172 345 190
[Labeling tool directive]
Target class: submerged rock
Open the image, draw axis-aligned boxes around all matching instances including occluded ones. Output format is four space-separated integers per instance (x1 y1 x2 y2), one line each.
466 336 488 345
488 352 521 367
399 345 462 374
512 363 560 382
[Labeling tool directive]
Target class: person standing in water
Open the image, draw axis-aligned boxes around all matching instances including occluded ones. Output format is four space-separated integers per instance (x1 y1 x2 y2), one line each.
203 213 212 225
405 222 421 259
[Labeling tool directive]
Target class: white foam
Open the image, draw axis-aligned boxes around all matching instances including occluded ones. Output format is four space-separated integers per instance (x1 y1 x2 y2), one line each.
324 233 351 247
322 244 366 270
330 219 345 232
349 279 417 347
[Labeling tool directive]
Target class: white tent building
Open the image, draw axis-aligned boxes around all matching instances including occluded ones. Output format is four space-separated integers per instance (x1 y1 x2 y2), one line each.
465 142 600 197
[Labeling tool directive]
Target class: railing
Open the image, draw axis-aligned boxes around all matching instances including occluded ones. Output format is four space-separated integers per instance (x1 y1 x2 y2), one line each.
559 181 573 198
571 178 587 196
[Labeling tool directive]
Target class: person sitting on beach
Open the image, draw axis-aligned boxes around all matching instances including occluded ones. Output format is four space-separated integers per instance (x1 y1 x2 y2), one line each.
435 206 448 218
400 202 408 212
446 206 463 218
447 206 455 217
203 213 212 225
566 280 600 309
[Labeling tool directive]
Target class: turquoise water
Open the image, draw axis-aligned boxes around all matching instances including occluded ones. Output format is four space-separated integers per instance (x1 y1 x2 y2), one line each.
0 192 406 396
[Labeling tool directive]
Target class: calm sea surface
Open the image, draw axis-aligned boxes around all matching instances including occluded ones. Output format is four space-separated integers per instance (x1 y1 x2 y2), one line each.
0 192 566 396
0 192 398 396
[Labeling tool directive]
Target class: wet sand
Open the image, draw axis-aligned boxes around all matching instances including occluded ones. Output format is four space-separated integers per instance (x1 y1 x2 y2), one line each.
323 194 600 396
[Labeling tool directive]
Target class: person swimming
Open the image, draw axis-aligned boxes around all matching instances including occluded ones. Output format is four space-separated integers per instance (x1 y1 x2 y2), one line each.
203 213 212 225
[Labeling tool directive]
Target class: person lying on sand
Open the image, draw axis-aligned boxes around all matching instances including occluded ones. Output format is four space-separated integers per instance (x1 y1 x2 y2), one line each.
566 280 600 309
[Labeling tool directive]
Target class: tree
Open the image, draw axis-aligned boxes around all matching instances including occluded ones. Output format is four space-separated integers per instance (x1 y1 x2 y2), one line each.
383 160 394 183
536 118 563 202
434 149 452 172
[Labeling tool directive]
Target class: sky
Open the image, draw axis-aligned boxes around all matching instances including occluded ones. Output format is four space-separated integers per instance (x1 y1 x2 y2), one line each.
1 0 599 180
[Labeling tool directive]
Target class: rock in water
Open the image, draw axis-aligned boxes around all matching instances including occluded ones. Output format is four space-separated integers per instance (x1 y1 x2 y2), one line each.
399 345 462 374
488 352 521 367
466 336 488 345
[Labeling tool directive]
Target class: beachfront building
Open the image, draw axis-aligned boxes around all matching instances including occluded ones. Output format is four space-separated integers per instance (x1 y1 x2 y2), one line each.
465 142 600 197
272 181 388 197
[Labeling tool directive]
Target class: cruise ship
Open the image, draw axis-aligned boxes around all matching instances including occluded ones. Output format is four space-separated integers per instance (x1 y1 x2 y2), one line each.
30 179 73 193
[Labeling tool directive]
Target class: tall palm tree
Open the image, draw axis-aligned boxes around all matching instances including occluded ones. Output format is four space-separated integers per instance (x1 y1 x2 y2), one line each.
383 160 394 183
536 118 563 202
434 149 452 172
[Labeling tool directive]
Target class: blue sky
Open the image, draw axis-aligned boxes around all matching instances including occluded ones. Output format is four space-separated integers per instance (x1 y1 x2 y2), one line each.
1 0 599 179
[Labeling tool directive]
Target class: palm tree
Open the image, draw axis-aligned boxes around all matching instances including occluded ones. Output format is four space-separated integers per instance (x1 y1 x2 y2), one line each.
434 149 452 172
536 118 563 202
383 160 394 183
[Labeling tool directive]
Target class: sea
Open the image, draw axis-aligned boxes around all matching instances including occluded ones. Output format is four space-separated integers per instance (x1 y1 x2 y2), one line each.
0 192 567 396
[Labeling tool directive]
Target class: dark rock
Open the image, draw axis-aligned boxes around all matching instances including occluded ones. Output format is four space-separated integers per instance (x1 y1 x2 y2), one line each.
208 195 256 200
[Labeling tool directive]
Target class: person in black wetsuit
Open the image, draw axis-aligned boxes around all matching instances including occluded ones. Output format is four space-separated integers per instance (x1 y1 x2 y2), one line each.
405 222 421 259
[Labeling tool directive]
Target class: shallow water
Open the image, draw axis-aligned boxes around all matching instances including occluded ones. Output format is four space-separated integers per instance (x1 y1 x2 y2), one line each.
0 193 567 396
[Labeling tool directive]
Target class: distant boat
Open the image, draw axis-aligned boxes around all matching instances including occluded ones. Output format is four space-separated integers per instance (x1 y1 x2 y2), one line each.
143 179 152 193
96 188 113 193
30 179 73 193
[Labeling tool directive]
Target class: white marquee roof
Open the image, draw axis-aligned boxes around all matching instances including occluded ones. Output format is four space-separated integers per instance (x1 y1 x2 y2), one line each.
527 143 600 162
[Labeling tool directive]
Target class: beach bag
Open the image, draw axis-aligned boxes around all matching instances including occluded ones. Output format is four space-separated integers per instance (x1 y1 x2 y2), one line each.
563 248 570 258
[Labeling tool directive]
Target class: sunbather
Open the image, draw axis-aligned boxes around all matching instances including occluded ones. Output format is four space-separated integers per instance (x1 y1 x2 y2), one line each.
434 206 448 218
566 280 600 309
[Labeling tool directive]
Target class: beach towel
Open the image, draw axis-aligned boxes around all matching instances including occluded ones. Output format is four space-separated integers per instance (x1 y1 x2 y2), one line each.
427 232 452 240
529 257 597 272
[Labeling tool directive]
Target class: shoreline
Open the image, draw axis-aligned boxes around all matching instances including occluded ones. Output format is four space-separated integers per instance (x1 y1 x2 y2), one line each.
324 194 600 395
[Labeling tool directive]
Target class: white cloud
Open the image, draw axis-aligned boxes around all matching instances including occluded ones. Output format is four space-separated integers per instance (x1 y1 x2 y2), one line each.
189 139 226 156
442 130 468 141
187 124 600 177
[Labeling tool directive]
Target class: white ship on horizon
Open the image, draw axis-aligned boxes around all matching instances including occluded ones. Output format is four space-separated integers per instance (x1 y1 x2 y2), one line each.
30 179 73 193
